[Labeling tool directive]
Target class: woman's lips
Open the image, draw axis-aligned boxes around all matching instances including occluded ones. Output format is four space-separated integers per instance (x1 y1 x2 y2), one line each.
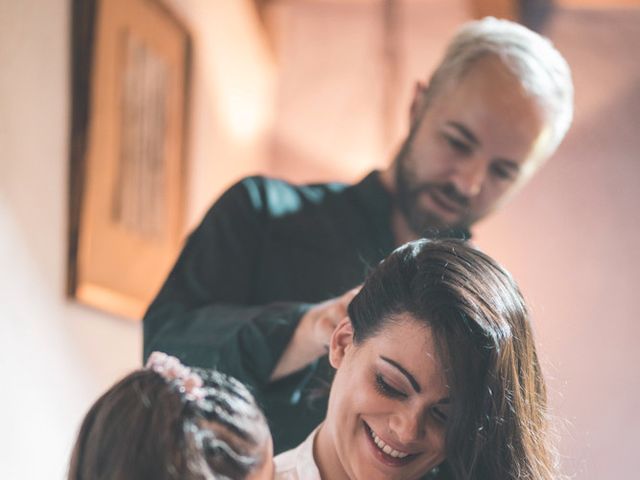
363 421 420 468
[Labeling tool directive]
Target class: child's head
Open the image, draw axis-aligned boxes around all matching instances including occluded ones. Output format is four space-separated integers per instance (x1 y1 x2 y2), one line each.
68 352 273 480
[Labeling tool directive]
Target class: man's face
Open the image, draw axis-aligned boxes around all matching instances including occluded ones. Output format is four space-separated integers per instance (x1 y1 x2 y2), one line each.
395 56 553 234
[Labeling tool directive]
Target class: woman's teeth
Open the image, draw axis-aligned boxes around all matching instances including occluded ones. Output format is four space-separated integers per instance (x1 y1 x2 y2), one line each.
369 427 410 459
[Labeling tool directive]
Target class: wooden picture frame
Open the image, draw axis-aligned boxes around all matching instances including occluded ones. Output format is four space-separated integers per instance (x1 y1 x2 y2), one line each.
68 0 190 320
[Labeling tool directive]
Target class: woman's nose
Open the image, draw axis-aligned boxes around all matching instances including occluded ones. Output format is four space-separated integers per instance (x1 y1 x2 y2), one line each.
389 408 425 445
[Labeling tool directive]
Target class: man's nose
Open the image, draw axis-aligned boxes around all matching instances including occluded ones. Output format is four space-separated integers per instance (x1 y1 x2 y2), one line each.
451 157 486 198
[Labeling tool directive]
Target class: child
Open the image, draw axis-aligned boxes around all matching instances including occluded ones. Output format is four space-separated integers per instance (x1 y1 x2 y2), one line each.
68 352 274 480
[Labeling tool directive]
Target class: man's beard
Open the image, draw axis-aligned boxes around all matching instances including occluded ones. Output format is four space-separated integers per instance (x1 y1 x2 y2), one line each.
394 141 472 239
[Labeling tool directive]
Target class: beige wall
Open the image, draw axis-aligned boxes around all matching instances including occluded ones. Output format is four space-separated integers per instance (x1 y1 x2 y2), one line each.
164 0 276 228
0 0 273 477
0 1 141 477
1 0 638 478
474 9 640 478
267 0 470 183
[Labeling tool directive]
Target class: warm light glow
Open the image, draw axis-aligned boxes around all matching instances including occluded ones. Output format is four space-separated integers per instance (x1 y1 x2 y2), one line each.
218 73 274 142
195 0 276 141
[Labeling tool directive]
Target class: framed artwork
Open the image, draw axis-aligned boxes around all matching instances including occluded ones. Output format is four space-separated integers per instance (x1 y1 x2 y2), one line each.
68 0 191 319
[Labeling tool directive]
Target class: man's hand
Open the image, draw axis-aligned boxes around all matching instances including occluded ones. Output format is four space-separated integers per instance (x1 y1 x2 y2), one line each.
269 287 360 382
302 287 360 352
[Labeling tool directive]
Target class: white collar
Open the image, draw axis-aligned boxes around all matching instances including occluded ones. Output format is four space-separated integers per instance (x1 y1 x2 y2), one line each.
274 425 322 480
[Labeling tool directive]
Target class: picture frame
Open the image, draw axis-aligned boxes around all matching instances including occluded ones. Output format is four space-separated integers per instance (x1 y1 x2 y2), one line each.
68 0 191 320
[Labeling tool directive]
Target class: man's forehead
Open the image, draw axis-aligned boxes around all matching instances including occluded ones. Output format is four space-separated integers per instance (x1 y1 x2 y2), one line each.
429 68 551 165
441 55 527 102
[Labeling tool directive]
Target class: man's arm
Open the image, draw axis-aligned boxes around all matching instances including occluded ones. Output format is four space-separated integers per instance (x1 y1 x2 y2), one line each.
269 288 359 381
143 178 298 386
143 178 347 388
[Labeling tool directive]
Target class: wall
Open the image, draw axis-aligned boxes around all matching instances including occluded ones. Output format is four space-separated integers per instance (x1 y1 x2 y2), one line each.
2 0 638 478
0 0 273 478
0 1 140 476
266 0 471 183
164 0 275 227
474 8 640 478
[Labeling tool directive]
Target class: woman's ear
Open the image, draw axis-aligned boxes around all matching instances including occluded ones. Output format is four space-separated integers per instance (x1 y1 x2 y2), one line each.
329 317 354 369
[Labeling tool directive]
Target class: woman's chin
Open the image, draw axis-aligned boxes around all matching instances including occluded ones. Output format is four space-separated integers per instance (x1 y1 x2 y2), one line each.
340 419 433 480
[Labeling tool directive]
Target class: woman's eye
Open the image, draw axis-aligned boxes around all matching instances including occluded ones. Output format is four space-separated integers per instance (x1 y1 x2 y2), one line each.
375 374 407 399
444 134 472 155
431 406 448 424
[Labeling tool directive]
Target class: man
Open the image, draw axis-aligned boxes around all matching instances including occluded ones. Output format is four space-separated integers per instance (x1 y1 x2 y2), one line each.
143 17 573 453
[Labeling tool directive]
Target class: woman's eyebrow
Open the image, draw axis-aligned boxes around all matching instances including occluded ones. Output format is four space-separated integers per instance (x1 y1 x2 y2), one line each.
380 356 421 393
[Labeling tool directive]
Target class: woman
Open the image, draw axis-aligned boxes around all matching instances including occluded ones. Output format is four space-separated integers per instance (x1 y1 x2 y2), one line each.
275 239 560 480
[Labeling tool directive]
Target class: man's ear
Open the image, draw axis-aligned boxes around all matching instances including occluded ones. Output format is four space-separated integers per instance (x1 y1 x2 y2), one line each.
329 317 354 369
409 80 428 124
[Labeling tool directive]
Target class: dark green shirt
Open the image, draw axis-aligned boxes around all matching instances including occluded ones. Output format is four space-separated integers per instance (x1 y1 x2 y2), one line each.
143 171 467 453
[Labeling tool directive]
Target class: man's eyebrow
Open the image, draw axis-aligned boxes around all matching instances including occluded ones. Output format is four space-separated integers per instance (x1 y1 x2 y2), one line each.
446 121 480 146
380 356 421 393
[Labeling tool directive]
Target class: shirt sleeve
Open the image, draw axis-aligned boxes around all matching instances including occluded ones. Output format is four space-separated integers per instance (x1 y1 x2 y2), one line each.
142 178 309 388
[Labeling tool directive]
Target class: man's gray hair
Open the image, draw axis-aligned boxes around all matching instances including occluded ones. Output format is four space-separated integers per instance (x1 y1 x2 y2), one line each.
427 17 574 154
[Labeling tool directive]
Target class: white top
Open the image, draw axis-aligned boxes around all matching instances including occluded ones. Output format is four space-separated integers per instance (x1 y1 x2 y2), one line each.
274 426 322 480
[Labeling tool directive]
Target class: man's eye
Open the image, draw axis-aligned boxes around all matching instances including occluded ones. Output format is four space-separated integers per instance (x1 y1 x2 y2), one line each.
490 163 515 180
444 135 472 154
375 374 407 399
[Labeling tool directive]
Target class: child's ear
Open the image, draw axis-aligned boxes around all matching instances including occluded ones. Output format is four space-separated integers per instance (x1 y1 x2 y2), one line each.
329 317 354 369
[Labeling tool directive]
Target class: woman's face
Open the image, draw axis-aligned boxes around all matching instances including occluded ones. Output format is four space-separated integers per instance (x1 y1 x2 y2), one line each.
320 313 450 480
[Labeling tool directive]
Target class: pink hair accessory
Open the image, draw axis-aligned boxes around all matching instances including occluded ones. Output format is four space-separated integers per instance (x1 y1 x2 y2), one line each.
146 351 206 402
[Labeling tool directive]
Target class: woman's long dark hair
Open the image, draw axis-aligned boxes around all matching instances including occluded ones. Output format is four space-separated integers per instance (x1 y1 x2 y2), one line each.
348 239 561 480
68 368 269 480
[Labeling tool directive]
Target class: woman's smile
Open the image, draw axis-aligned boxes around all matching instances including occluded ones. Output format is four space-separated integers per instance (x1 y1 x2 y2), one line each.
363 421 421 467
315 314 449 480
